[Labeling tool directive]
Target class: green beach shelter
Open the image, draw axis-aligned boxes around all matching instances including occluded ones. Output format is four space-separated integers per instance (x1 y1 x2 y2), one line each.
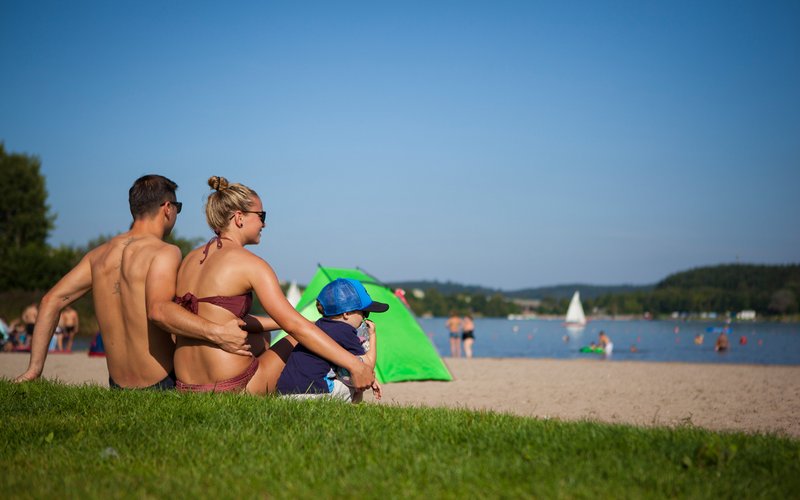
276 266 452 384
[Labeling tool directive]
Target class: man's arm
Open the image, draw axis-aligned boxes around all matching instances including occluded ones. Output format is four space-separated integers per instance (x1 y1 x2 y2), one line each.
145 245 251 356
15 255 93 382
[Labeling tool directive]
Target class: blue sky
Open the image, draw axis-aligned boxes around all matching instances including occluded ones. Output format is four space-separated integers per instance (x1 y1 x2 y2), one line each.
2 1 798 290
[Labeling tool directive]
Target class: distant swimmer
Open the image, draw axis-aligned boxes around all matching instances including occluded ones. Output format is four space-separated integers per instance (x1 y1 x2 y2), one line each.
598 330 613 356
694 333 704 345
715 332 729 352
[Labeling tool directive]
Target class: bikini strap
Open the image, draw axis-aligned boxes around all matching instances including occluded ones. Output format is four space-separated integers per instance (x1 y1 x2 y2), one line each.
199 236 224 265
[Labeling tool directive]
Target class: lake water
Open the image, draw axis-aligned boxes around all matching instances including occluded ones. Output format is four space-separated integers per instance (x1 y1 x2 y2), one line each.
66 318 800 366
417 318 800 366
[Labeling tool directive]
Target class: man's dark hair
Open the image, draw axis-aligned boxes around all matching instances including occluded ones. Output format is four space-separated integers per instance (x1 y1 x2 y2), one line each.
128 175 178 219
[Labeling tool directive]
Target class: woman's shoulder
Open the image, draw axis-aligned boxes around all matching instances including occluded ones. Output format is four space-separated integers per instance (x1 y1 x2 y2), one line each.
228 246 266 263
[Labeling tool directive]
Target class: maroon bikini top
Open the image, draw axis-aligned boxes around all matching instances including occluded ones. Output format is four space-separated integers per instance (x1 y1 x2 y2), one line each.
174 292 253 319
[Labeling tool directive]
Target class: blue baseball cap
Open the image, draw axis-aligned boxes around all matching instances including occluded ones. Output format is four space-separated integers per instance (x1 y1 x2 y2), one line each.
317 278 390 316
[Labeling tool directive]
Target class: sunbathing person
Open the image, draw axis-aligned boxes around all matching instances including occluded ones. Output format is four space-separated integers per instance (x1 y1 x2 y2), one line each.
173 176 374 394
15 174 249 389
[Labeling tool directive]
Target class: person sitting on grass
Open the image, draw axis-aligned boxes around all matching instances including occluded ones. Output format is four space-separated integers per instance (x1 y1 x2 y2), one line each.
172 177 375 394
15 174 250 389
276 278 387 402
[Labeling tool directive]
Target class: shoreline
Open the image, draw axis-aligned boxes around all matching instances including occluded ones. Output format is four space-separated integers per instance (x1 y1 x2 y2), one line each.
2 352 798 438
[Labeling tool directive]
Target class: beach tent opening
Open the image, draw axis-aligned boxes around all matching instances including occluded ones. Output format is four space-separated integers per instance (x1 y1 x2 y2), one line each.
275 266 452 384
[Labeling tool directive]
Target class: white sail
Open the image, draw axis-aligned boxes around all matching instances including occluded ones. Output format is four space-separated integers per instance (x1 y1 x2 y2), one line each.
285 281 302 308
565 291 586 325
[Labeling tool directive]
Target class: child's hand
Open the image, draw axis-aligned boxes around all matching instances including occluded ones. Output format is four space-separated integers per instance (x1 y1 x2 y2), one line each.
371 380 382 400
365 319 377 336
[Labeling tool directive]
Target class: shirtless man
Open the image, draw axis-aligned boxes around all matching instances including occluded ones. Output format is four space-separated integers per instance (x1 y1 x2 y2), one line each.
15 175 249 388
58 306 79 352
21 303 37 340
446 312 462 358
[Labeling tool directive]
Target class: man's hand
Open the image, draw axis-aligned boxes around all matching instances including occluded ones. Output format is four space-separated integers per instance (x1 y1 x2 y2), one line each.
213 318 252 356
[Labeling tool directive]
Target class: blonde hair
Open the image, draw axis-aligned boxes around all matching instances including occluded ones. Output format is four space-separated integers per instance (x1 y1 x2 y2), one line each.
205 176 259 234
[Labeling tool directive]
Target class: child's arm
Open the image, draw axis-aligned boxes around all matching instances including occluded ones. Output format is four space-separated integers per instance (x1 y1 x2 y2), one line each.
371 380 382 400
361 320 378 367
242 315 281 333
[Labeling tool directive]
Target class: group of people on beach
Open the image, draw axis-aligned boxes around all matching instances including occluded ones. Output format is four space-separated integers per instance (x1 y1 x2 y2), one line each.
13 174 384 402
446 312 476 358
1 304 79 353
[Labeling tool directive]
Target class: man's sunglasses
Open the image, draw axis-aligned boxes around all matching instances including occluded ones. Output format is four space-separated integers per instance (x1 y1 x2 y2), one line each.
161 201 182 214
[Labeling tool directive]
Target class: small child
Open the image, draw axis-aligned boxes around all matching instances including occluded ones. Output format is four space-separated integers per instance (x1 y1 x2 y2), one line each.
276 278 388 402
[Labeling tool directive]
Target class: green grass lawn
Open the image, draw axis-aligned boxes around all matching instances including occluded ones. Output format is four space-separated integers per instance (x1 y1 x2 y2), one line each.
2 380 798 499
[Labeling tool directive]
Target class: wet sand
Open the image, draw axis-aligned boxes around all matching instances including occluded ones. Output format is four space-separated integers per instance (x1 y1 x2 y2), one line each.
2 353 798 437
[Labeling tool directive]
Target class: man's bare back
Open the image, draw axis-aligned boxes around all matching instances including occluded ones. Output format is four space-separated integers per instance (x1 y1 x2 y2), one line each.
21 304 38 325
90 231 176 387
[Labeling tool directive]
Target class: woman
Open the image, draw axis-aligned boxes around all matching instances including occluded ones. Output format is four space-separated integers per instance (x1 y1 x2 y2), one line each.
461 314 475 359
173 176 372 394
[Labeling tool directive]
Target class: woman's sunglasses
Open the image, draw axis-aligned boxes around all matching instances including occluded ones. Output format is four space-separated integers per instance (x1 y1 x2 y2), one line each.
231 210 266 223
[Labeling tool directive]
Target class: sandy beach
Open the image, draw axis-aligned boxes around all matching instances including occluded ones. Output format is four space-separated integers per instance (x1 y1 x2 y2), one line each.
2 352 798 438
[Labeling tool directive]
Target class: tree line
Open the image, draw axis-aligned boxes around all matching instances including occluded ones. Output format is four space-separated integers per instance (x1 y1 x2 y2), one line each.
401 264 800 318
585 264 800 317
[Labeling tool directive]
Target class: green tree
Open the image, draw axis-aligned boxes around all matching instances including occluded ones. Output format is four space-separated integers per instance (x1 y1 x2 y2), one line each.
0 144 63 290
0 143 55 250
166 233 204 257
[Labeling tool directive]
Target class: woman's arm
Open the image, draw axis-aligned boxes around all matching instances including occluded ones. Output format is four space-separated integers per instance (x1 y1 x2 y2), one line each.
247 256 375 391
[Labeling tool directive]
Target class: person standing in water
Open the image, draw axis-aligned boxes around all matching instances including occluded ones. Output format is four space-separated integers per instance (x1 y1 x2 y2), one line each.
598 330 614 356
461 314 475 359
446 312 462 358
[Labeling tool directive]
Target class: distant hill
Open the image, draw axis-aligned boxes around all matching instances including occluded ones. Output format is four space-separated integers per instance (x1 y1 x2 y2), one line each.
656 263 800 292
387 263 800 317
387 280 652 301
506 284 653 301
388 281 502 297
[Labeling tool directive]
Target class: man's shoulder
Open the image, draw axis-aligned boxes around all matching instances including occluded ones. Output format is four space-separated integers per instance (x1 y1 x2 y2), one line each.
122 233 179 255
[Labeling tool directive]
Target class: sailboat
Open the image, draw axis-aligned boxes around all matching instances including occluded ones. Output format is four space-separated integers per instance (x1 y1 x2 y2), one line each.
285 281 302 308
564 291 587 327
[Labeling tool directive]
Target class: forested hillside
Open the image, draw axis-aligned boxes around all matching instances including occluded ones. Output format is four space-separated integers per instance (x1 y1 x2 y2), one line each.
392 264 799 318
587 264 800 317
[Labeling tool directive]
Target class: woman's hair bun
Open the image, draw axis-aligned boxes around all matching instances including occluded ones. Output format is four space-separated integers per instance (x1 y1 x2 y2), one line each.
208 176 230 191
